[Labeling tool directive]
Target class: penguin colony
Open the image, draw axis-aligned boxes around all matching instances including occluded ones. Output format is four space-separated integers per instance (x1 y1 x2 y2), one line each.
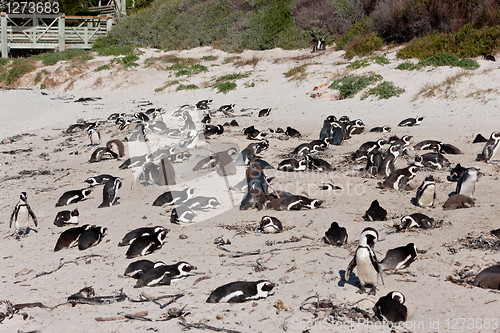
4 93 500 330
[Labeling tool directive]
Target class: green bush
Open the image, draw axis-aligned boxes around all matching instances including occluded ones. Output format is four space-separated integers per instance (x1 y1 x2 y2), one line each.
284 64 309 80
418 53 479 69
119 54 140 68
176 84 199 91
4 58 35 85
362 81 405 99
397 25 500 59
95 64 111 72
347 56 389 69
93 43 136 57
329 74 382 99
396 62 419 70
36 49 92 66
344 32 384 58
335 19 368 50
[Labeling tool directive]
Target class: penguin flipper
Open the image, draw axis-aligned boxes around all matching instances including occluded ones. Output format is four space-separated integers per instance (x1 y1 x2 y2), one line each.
9 206 17 228
27 204 38 227
345 257 356 280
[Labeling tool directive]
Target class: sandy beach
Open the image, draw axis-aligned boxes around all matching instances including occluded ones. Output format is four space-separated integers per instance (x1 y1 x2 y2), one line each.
0 46 499 332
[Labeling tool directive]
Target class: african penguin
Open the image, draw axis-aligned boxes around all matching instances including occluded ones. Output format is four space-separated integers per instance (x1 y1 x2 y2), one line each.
351 139 386 161
363 200 387 221
443 194 475 210
206 280 276 303
78 226 107 250
400 213 434 229
118 226 168 247
416 175 436 207
413 140 441 151
378 146 400 178
414 152 450 169
344 227 382 295
98 177 122 208
10 192 38 236
472 264 500 290
277 158 307 172
258 108 271 117
256 216 283 233
54 224 91 251
319 183 342 190
196 99 212 110
285 126 301 138
204 124 224 138
87 128 101 146
323 222 348 246
85 174 113 186
379 243 417 271
126 229 168 258
56 189 92 207
398 116 424 127
305 155 334 171
473 134 488 143
380 165 418 191
152 188 195 206
369 126 391 133
266 196 303 211
292 138 329 156
477 131 500 163
373 291 407 323
134 262 197 288
456 167 480 197
53 208 79 227
124 259 156 279
437 143 462 155
448 163 467 182
183 197 220 210
106 139 125 158
171 205 196 224
89 147 117 163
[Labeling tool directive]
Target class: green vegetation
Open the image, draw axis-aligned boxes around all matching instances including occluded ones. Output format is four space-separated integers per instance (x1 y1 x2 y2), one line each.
284 64 309 80
396 62 419 70
118 54 140 68
92 39 136 57
95 64 111 72
362 81 405 99
155 79 180 92
344 32 384 58
35 49 92 66
347 56 389 69
201 55 218 61
3 58 35 85
329 74 382 99
418 53 479 70
397 25 500 59
210 71 251 94
176 84 199 91
335 20 368 50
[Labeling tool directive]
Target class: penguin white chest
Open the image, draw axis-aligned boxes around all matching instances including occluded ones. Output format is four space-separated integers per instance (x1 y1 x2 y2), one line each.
16 206 30 231
356 248 378 286
418 185 435 207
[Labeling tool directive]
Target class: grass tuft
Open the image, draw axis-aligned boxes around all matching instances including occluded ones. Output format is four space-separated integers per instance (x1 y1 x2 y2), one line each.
329 74 382 99
362 81 405 99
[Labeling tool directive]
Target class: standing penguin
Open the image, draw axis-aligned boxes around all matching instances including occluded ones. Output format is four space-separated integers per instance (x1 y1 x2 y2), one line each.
344 227 382 295
456 167 480 197
477 131 500 163
98 177 122 208
416 175 436 207
87 128 101 146
10 192 38 236
206 280 276 303
373 291 407 323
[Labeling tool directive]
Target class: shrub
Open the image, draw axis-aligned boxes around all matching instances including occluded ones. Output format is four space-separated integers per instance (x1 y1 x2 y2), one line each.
335 19 368 50
362 81 405 99
213 81 237 94
347 56 389 69
418 53 479 69
119 54 140 68
396 62 419 70
95 64 111 72
283 64 309 80
398 24 500 59
4 58 35 85
93 44 136 57
210 71 251 93
344 32 384 58
293 0 350 39
201 55 218 61
36 49 92 66
329 74 382 99
176 84 199 91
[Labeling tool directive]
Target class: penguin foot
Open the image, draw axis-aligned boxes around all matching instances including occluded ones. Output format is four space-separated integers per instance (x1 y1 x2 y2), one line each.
368 287 377 296
356 287 366 294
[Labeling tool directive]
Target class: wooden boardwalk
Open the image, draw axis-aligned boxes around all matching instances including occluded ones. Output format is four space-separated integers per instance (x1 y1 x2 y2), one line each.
0 13 115 58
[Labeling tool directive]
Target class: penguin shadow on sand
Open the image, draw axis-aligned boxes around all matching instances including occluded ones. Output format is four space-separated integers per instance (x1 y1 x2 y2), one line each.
338 270 361 289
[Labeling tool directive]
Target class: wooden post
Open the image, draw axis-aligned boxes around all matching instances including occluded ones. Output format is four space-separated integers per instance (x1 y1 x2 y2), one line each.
84 26 88 48
58 16 65 51
32 16 38 48
1 13 7 58
106 16 113 31
121 0 126 16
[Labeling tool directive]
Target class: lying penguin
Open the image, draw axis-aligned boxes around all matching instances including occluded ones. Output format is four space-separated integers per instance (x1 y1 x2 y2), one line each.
206 280 276 303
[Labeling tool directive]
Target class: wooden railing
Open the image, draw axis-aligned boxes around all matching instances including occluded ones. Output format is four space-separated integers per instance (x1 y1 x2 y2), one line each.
0 13 113 58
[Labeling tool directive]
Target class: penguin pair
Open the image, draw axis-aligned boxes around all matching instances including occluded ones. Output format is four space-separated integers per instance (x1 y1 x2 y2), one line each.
206 280 276 303
10 192 38 236
344 227 383 295
351 139 386 161
53 208 79 227
54 225 106 251
292 138 329 156
125 260 197 288
171 205 196 225
119 226 169 247
152 188 195 206
414 152 450 170
56 188 92 207
377 146 400 178
126 229 168 258
98 176 122 208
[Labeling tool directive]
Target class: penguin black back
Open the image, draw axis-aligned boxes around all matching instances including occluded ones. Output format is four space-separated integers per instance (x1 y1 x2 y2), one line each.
78 226 107 250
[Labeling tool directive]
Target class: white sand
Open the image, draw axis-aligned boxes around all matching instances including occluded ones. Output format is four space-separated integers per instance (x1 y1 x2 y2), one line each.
0 46 499 332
